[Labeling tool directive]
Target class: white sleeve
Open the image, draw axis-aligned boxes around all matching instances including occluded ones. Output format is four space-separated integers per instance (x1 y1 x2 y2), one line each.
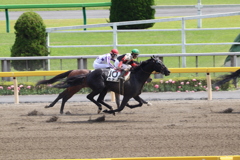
124 53 132 61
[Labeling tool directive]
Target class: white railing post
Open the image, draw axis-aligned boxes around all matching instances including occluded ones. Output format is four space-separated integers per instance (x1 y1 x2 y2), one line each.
13 77 19 104
181 18 187 68
111 23 118 102
47 32 50 71
196 0 203 28
233 55 238 66
112 23 118 49
206 73 212 100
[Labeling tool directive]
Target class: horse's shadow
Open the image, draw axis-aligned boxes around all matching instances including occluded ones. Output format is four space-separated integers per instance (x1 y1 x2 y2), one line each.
62 119 129 124
215 112 240 114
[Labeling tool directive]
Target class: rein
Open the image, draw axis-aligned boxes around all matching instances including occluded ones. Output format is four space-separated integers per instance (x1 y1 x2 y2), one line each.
140 63 164 75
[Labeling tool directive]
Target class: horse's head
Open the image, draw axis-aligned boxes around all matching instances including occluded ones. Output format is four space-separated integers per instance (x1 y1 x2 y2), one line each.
151 56 170 76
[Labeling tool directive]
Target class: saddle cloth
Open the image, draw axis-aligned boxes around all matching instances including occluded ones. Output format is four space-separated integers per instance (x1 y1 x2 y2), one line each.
106 68 130 82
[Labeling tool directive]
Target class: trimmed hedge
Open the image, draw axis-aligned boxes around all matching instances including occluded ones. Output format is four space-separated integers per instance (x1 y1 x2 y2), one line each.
0 77 232 95
11 12 49 71
109 0 155 29
143 77 230 92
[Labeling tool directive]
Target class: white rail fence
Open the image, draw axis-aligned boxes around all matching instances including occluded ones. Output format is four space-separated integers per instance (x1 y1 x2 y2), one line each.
2 52 240 81
152 0 240 28
46 11 240 68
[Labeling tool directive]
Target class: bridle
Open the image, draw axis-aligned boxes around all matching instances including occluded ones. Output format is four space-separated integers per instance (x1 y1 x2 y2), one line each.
140 58 166 74
156 59 167 74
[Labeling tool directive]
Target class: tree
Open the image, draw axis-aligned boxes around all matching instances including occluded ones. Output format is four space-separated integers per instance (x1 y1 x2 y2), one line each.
109 0 155 29
11 12 49 71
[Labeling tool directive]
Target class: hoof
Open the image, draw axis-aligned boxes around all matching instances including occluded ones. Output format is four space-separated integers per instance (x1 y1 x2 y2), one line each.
45 105 51 108
97 107 102 114
103 109 115 116
147 102 152 106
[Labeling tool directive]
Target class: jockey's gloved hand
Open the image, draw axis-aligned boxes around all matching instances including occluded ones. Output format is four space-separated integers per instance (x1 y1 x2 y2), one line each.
116 67 122 70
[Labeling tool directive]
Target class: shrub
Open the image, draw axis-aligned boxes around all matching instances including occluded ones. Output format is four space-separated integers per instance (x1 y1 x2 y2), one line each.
109 0 155 29
11 12 49 71
0 77 232 95
0 82 92 95
143 77 231 93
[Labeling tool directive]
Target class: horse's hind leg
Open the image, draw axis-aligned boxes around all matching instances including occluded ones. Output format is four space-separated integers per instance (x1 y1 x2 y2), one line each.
45 90 67 108
97 89 114 113
86 91 103 113
59 95 73 114
59 87 81 114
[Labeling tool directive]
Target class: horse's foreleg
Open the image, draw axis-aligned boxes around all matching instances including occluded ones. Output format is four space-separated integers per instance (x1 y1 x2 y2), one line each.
126 95 144 109
115 93 121 109
103 96 131 114
126 95 152 108
140 97 152 106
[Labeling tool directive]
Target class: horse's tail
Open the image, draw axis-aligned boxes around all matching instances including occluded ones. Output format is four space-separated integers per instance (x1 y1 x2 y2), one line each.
36 70 73 86
213 69 240 87
53 74 86 88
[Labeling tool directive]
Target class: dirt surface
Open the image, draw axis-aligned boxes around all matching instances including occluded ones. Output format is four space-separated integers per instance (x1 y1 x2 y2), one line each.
1 100 240 160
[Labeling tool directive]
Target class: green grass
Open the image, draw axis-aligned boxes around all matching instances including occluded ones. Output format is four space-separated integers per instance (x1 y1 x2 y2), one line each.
1 0 240 5
1 0 240 11
1 17 240 67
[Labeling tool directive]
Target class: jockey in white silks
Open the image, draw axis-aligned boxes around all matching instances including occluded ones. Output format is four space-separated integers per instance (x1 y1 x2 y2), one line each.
93 49 119 69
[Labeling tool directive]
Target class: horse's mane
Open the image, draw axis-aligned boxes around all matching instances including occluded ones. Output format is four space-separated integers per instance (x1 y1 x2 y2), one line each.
131 58 152 73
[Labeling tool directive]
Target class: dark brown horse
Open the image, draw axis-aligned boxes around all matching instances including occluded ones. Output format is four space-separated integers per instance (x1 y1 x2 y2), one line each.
37 69 152 114
36 69 90 114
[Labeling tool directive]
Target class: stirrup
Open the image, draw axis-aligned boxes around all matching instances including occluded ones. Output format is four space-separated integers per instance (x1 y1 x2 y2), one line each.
119 76 124 80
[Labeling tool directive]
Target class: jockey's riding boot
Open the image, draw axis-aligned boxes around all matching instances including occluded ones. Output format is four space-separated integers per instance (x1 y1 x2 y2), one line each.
119 70 126 80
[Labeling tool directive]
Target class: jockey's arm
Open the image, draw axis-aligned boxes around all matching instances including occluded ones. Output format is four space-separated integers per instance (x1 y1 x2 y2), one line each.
118 60 123 68
106 54 115 68
117 55 128 68
131 62 138 67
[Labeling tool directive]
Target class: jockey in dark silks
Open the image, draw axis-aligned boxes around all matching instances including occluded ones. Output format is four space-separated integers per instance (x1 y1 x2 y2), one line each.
114 49 140 80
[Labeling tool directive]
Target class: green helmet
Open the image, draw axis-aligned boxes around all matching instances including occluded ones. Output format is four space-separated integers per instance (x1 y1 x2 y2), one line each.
131 49 139 55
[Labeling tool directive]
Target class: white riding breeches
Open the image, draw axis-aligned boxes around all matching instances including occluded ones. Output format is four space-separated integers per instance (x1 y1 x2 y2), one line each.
93 62 112 69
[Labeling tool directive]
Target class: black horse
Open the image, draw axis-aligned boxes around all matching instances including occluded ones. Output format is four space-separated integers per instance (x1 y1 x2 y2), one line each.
36 69 152 114
54 56 170 115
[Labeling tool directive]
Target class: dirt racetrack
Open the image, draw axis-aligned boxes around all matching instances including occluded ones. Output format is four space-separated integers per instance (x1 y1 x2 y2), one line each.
1 99 240 160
